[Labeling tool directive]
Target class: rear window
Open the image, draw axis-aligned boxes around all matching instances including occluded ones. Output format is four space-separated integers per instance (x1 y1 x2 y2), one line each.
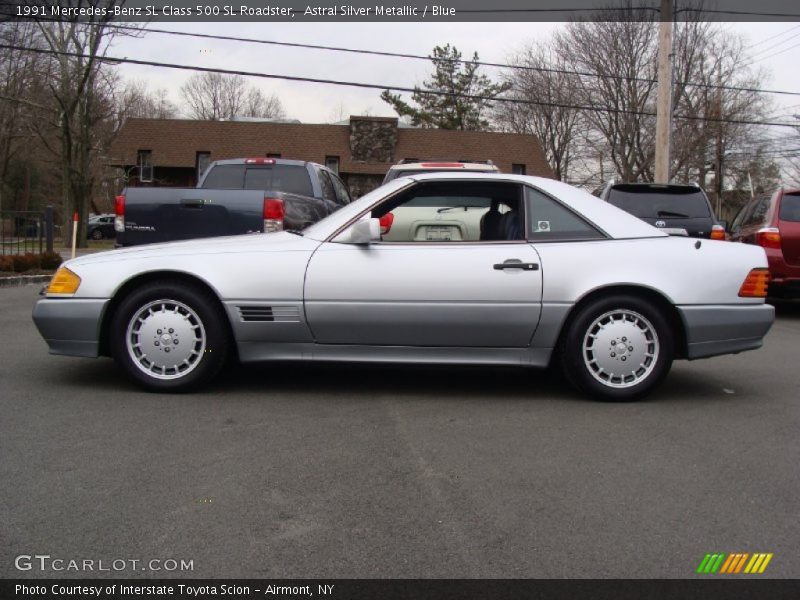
606 186 712 219
201 164 313 196
779 193 800 222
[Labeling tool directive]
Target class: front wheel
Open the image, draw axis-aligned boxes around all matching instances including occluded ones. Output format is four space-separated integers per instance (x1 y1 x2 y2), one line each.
110 281 230 392
90 229 103 240
559 295 674 401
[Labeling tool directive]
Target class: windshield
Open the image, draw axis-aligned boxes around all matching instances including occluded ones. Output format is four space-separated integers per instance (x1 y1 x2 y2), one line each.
607 187 712 219
302 179 413 241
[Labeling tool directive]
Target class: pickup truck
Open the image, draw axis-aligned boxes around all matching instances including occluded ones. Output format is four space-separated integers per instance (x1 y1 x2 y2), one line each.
114 158 351 246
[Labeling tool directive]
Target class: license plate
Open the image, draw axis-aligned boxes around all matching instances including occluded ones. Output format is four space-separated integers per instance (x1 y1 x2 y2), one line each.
426 226 452 241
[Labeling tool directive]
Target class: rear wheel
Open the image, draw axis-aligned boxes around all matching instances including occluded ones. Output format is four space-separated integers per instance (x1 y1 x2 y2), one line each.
559 295 674 401
110 281 230 392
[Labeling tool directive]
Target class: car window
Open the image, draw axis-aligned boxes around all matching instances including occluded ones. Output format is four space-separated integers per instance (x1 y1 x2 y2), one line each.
729 200 754 232
779 192 800 222
201 164 245 188
526 187 605 241
318 169 336 203
245 166 314 196
606 187 711 219
371 180 524 243
329 172 351 205
743 196 770 228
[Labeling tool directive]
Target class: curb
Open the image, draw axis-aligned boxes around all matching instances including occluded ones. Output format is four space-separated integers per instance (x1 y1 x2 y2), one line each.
0 274 52 288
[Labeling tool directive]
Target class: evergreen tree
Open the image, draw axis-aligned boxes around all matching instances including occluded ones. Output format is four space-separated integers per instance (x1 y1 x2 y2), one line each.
381 44 510 130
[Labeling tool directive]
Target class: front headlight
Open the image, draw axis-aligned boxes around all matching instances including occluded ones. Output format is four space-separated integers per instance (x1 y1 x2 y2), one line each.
47 267 81 296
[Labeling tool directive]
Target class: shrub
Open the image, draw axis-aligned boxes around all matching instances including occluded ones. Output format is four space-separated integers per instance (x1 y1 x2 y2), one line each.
39 250 63 270
11 253 40 273
0 255 13 272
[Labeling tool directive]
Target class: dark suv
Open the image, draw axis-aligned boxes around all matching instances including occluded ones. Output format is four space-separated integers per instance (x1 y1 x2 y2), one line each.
599 183 726 240
728 188 800 298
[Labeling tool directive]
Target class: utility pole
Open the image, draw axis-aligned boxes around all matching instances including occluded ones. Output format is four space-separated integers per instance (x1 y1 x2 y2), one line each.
714 65 724 217
654 0 674 183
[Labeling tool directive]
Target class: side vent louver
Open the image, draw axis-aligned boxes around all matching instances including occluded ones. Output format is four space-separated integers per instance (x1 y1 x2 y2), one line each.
237 305 299 323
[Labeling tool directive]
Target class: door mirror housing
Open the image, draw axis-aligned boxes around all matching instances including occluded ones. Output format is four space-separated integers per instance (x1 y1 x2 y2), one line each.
333 217 381 244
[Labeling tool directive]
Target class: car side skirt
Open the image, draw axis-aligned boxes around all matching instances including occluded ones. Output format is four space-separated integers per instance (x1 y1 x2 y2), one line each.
677 304 775 360
236 341 554 368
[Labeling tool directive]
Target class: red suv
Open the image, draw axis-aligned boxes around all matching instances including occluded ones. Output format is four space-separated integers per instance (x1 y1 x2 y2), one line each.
728 188 800 298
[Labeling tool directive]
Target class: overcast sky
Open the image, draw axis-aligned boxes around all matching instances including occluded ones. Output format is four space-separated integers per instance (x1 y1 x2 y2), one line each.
108 21 800 124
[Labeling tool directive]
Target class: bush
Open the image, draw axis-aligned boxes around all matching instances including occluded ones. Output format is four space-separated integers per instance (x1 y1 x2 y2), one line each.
39 250 63 270
11 253 40 273
0 255 13 272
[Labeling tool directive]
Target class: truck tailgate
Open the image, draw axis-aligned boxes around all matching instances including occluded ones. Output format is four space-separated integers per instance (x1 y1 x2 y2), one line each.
118 188 264 246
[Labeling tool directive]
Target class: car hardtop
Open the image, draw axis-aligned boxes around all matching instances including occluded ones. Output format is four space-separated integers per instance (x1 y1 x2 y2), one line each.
303 172 667 242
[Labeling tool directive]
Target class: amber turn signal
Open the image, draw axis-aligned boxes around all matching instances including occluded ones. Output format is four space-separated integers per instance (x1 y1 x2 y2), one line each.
47 267 81 295
738 268 770 298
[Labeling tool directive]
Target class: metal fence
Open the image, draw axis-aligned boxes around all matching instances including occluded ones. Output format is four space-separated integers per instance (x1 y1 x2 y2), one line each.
0 207 54 255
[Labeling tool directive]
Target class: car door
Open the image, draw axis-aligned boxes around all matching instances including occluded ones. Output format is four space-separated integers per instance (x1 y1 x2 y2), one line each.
303 180 543 348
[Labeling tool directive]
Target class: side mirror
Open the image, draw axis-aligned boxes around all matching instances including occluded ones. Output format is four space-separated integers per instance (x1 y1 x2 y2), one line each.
333 217 381 244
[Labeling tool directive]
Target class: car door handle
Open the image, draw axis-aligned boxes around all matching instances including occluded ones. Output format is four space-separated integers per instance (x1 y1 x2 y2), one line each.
494 260 539 271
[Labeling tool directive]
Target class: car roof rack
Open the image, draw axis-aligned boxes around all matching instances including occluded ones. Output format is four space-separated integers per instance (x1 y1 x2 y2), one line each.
395 158 495 165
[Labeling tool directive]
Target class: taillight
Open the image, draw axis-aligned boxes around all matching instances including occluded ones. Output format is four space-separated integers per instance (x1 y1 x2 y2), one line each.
738 268 770 297
379 212 394 234
263 197 284 233
756 227 781 249
420 162 464 168
114 194 125 232
710 224 726 240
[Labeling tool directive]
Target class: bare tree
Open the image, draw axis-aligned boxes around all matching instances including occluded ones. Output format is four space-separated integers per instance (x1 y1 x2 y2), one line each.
180 72 285 120
31 3 128 245
556 12 659 183
495 42 583 181
119 80 178 121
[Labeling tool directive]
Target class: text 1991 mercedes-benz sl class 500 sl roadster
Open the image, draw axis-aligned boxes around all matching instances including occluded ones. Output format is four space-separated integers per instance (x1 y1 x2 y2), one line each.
33 173 775 400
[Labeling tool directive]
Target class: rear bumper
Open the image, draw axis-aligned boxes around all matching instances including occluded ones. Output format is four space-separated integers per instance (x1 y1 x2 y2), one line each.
32 298 109 358
678 304 775 360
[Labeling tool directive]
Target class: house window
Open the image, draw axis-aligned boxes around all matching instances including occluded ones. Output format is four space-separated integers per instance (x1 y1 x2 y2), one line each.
512 163 526 175
196 151 211 181
325 155 340 175
267 153 281 158
137 150 153 182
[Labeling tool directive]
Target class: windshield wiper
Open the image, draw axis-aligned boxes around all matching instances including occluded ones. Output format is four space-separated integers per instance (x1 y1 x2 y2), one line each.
285 229 304 236
437 205 482 213
656 210 690 218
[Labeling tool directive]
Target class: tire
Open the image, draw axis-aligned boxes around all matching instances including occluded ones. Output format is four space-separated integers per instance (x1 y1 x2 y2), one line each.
559 295 674 401
90 228 103 240
109 281 230 392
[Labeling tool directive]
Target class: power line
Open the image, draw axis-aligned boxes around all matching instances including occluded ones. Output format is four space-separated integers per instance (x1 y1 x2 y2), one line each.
747 32 800 61
87 22 800 98
3 42 799 128
746 24 800 49
744 40 800 68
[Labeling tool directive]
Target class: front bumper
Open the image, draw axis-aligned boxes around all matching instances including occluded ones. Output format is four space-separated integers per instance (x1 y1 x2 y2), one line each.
678 304 775 360
32 297 110 358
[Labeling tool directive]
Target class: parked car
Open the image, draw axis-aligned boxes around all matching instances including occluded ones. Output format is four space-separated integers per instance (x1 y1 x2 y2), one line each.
599 182 726 239
115 158 351 246
727 188 800 298
33 173 773 401
382 159 499 184
87 214 116 240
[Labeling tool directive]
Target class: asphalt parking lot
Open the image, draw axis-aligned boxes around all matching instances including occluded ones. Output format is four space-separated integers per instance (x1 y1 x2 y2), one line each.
1 284 798 579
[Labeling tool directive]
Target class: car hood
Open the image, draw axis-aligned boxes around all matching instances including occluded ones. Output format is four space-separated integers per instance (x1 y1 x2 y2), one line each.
65 231 319 268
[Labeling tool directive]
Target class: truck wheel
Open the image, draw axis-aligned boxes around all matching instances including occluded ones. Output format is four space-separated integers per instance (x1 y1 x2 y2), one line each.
110 281 230 392
559 295 673 401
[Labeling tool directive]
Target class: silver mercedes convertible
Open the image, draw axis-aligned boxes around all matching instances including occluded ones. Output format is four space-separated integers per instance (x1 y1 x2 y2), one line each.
33 173 775 400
